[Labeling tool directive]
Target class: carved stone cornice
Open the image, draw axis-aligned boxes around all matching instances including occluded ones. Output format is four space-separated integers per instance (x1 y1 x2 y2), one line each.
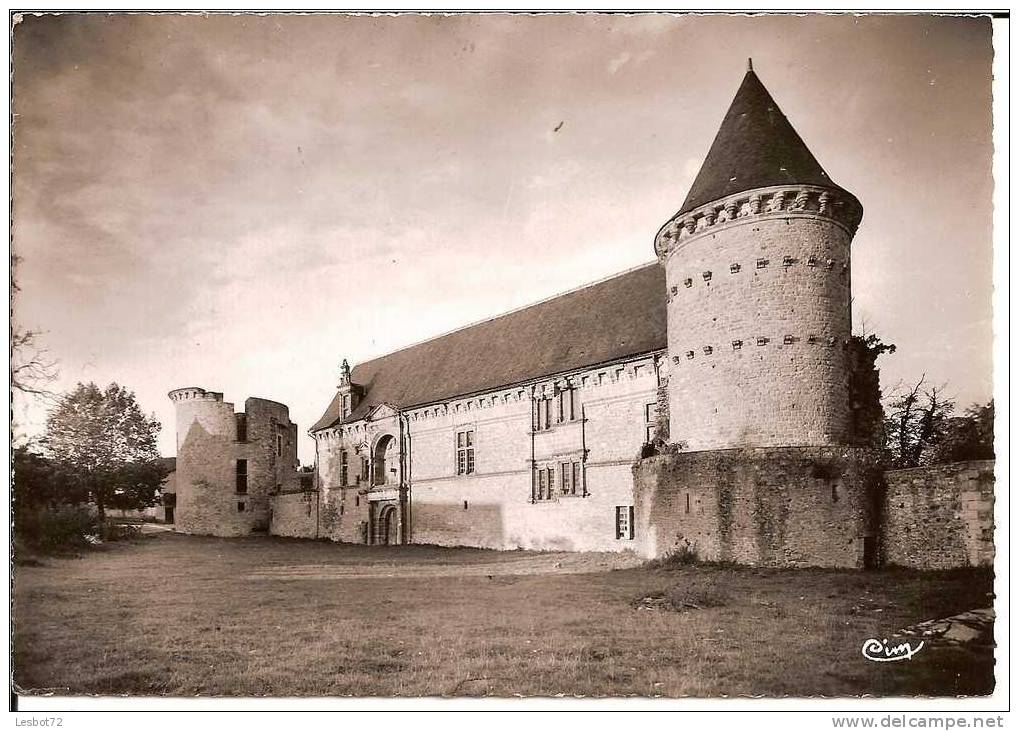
654 185 863 260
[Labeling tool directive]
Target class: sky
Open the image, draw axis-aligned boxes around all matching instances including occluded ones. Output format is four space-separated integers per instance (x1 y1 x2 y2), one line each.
12 13 996 463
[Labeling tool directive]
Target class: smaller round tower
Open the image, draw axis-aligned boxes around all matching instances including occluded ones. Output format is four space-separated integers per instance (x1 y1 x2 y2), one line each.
168 387 234 455
168 387 250 537
655 63 863 451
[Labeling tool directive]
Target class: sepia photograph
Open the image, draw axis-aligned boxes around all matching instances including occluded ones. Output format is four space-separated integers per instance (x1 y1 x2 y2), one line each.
8 8 1005 715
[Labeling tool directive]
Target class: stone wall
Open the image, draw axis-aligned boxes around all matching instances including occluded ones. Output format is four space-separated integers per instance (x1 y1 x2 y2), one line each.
633 446 884 568
882 460 995 570
271 490 319 538
661 189 855 451
170 387 301 537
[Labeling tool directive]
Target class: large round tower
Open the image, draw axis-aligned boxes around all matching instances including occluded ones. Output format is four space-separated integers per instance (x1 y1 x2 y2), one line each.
656 62 863 451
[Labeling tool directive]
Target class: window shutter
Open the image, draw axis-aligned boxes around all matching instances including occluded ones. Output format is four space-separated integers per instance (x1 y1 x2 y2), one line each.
628 506 635 540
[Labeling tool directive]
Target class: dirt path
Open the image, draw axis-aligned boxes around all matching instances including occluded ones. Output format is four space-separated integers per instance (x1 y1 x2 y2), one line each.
246 549 643 580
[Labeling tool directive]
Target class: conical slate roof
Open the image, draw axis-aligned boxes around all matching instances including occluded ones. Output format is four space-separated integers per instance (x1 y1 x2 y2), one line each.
679 64 850 215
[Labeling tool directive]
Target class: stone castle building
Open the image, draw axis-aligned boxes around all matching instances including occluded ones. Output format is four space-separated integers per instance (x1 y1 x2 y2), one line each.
167 387 301 536
166 63 994 569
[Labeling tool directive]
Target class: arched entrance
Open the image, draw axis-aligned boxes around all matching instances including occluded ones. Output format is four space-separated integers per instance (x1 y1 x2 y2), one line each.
378 504 399 546
373 434 399 486
367 432 404 546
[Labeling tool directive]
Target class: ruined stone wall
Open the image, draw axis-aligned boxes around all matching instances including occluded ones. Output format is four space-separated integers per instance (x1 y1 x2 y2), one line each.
632 446 884 568
882 460 995 570
170 387 300 537
271 490 318 538
661 188 856 450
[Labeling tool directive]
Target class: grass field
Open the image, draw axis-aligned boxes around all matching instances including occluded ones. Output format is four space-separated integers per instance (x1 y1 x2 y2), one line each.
13 532 994 698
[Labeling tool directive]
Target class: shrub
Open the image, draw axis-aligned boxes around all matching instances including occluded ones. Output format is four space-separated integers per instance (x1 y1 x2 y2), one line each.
15 504 98 555
101 519 141 542
644 542 700 569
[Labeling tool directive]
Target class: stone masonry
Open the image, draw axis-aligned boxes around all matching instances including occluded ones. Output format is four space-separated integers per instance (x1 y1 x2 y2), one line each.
169 387 300 537
162 64 993 571
657 190 859 451
309 354 662 553
882 460 995 570
633 446 884 568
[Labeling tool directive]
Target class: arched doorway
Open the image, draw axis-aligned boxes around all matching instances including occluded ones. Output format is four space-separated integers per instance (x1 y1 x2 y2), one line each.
379 504 399 545
373 434 399 486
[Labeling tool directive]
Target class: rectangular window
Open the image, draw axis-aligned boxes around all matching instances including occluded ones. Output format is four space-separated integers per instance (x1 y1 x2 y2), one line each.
235 459 248 494
235 414 247 442
361 457 369 482
544 398 552 429
340 450 348 487
456 429 475 475
685 492 691 514
567 388 576 421
557 391 565 423
237 501 245 513
561 461 571 495
645 402 657 444
615 505 635 540
276 433 283 457
537 468 547 501
572 462 582 496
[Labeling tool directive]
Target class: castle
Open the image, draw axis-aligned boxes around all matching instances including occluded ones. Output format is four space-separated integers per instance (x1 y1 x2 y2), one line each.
163 63 994 569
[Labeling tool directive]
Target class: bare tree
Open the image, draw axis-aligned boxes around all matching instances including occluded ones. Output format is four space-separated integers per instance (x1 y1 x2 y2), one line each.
10 253 58 397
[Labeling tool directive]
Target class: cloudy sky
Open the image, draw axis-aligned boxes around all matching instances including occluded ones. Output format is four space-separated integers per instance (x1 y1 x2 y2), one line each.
12 13 995 462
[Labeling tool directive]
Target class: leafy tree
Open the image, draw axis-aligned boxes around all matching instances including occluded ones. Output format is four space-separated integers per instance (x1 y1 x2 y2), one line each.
931 400 995 464
13 446 68 511
42 382 167 523
847 334 896 447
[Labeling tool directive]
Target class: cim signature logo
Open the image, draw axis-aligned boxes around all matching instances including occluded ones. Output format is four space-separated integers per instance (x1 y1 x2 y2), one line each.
861 637 925 662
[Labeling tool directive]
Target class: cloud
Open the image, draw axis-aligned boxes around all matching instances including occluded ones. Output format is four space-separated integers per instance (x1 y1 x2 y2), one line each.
608 52 632 74
11 14 995 461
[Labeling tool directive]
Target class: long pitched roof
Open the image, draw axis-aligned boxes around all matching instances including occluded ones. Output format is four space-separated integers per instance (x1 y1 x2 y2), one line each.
311 263 666 431
679 65 853 216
